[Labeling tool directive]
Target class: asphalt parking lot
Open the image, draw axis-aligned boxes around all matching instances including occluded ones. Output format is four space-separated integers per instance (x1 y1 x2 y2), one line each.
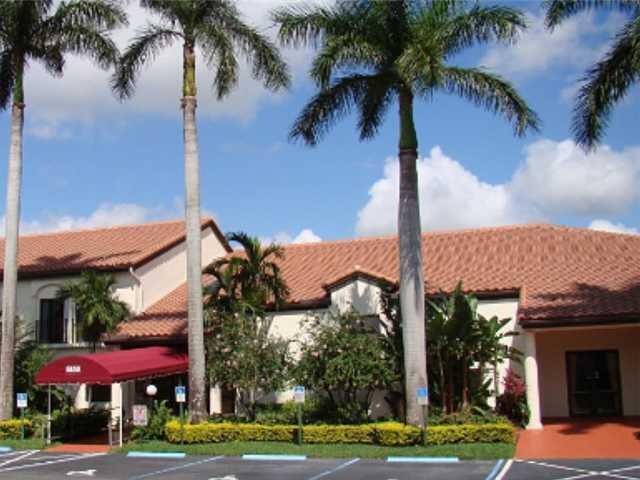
0 450 638 480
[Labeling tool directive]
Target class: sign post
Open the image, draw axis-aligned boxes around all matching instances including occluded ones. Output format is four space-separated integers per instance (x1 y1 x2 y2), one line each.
175 385 186 445
416 387 429 446
16 393 27 440
293 386 305 445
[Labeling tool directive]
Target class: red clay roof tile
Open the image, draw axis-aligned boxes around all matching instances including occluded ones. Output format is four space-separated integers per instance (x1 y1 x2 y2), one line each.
113 223 640 340
0 218 229 278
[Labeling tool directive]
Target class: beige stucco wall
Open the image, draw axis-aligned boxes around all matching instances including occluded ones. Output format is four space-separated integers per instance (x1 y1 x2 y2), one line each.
136 226 227 311
536 325 640 418
266 281 521 415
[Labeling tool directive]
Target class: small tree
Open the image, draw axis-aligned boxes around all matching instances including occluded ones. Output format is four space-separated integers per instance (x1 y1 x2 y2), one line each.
206 310 291 420
294 310 398 423
57 272 130 351
205 234 291 420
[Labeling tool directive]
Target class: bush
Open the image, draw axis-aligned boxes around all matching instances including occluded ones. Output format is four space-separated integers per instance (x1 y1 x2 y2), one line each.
132 401 173 441
429 408 510 426
0 419 32 439
52 408 109 441
164 420 515 446
255 399 326 425
496 369 529 427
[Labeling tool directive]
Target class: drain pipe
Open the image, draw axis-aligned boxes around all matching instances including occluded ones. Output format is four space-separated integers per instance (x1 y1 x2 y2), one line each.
129 266 143 313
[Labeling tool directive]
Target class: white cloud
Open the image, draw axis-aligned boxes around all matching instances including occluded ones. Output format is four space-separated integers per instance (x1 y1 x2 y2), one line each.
356 147 534 236
0 200 220 235
589 219 638 235
261 228 322 245
356 139 640 236
511 139 640 216
24 0 313 139
479 11 614 78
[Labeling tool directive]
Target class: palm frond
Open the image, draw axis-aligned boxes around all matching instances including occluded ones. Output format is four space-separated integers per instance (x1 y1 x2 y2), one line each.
217 16 290 92
544 0 638 30
289 73 379 145
440 66 541 136
272 1 370 49
45 0 128 32
111 23 181 100
438 5 527 57
0 49 15 109
310 35 385 88
196 24 239 98
357 73 395 140
572 16 640 149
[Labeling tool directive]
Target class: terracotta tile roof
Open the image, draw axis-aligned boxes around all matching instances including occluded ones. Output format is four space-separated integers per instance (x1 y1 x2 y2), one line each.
0 218 230 278
113 224 640 340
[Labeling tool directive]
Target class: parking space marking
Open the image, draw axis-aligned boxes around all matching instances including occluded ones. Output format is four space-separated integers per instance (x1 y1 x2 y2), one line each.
128 455 224 480
495 459 513 480
0 449 37 468
0 452 105 474
514 460 640 480
306 457 360 480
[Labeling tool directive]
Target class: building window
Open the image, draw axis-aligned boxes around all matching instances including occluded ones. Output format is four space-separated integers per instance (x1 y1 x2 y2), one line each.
38 299 66 344
86 385 111 403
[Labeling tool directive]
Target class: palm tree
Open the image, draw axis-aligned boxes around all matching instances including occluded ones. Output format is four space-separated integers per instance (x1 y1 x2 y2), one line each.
57 272 130 352
205 232 289 333
545 1 639 149
113 1 290 422
0 0 126 420
273 0 539 426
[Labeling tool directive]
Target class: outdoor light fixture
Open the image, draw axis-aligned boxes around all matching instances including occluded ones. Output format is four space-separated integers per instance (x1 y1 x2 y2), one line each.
145 384 157 397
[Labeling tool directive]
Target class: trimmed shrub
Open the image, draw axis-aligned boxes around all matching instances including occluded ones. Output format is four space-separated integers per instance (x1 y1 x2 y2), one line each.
164 421 515 446
0 419 32 439
303 425 374 444
52 409 110 441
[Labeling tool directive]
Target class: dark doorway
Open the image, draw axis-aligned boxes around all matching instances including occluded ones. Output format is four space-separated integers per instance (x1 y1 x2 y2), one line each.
566 350 623 417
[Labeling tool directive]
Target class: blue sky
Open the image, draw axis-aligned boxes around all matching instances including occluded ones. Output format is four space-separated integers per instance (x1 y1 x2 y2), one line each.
0 1 638 244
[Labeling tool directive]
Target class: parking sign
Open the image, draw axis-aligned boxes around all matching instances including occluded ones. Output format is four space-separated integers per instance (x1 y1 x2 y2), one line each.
293 386 305 404
416 387 428 406
175 386 186 403
16 393 27 409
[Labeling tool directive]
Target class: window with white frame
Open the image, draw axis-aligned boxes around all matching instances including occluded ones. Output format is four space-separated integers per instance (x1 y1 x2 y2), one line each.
37 298 84 345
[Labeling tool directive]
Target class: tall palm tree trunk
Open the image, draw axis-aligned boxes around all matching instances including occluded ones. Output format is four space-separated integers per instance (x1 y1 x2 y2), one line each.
397 88 427 427
0 78 25 420
182 40 207 423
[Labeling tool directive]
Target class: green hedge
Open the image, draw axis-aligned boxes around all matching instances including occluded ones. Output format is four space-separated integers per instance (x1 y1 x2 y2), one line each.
0 419 32 440
165 421 515 446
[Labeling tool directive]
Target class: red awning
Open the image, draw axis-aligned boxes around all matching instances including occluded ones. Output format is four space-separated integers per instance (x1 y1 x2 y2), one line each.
35 346 188 385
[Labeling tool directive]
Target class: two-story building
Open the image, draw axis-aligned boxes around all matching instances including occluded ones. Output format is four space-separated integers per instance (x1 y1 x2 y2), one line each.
14 221 640 433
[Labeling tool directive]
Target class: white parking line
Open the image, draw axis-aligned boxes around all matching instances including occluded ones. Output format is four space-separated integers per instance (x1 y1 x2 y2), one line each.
495 459 513 480
0 449 37 468
515 459 640 480
128 455 224 480
306 458 360 480
0 452 105 474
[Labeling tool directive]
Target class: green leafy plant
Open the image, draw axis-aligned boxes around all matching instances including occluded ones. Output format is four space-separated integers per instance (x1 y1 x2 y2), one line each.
496 368 529 427
294 310 399 424
57 272 130 351
132 401 173 441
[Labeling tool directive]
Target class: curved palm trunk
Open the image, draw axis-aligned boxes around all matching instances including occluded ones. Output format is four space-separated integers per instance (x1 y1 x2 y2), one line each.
397 88 427 427
0 82 25 420
182 40 207 423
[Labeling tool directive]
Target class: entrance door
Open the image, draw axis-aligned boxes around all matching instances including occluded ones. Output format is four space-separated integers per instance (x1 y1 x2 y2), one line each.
566 350 622 417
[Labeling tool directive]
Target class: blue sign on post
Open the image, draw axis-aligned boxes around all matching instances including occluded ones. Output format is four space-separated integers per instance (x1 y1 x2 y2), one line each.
293 385 305 404
416 387 429 406
175 386 186 403
16 393 27 409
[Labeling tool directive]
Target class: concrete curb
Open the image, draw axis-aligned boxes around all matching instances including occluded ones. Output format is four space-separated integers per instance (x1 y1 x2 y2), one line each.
127 452 186 459
242 454 307 461
386 456 460 463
